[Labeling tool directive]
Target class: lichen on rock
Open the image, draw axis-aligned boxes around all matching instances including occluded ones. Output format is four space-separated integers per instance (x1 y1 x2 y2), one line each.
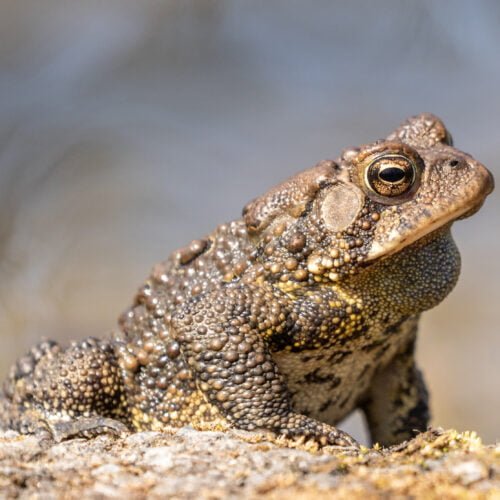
0 427 498 498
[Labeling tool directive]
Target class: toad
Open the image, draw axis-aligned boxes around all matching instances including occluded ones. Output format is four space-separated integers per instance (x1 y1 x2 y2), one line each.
0 113 493 447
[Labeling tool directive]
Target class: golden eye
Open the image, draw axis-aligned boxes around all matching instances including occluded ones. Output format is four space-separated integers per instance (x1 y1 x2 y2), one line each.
365 154 417 198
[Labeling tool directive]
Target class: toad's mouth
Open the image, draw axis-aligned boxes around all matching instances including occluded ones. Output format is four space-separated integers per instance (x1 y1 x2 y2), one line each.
457 199 487 220
366 216 456 262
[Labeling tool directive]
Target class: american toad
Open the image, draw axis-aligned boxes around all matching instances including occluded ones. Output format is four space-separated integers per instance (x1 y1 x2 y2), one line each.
0 114 493 447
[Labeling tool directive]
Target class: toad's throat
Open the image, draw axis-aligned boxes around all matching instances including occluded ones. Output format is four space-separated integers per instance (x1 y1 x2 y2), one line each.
356 226 462 319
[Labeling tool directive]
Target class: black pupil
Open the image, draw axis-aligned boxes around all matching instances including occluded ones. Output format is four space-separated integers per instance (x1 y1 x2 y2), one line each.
378 166 406 183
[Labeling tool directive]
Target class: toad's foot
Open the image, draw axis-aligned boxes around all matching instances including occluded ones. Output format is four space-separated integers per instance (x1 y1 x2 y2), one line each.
268 412 359 448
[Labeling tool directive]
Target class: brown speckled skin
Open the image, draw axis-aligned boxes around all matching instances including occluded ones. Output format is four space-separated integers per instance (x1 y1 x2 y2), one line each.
0 114 494 447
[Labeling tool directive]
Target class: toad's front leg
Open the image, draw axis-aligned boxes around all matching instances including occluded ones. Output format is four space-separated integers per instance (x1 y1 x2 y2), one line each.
171 283 358 448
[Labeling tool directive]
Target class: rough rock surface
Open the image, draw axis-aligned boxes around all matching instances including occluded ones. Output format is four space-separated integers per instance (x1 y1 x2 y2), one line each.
0 427 497 499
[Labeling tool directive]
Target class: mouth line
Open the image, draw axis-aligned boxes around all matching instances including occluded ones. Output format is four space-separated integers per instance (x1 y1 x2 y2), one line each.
457 199 486 220
366 197 486 261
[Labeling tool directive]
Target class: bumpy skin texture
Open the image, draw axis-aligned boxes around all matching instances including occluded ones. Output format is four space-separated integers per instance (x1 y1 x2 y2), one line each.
0 114 494 447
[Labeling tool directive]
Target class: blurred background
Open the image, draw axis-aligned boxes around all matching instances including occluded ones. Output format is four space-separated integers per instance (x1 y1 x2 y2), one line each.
0 0 498 445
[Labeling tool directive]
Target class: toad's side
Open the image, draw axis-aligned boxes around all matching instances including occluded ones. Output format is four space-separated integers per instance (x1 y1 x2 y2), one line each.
0 114 493 447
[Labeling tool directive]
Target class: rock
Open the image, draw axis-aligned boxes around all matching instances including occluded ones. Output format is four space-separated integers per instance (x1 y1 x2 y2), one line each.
449 459 489 485
0 428 497 498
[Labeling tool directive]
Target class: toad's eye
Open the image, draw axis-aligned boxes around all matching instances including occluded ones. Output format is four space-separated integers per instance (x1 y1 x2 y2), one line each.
365 154 417 198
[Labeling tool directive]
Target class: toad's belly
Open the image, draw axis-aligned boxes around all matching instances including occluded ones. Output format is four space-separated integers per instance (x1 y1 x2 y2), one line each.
272 316 418 425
